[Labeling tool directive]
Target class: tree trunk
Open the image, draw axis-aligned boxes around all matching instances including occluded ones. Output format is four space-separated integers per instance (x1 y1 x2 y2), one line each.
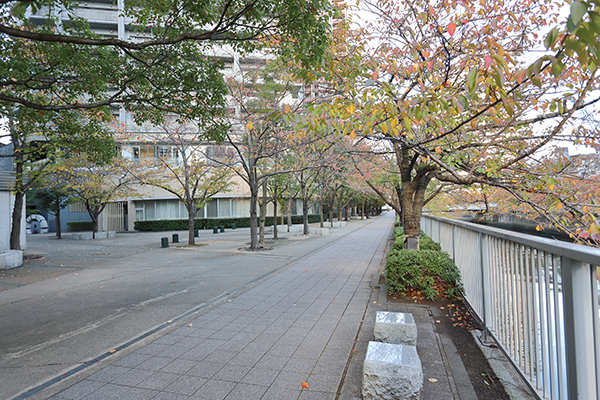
249 183 258 249
273 194 278 240
287 197 292 232
361 196 365 220
319 198 324 228
56 208 62 239
188 203 195 246
10 192 24 250
259 182 267 245
301 183 309 235
9 148 24 250
328 191 334 227
338 187 344 222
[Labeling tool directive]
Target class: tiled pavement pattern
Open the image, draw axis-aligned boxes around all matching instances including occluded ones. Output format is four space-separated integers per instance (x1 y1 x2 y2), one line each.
44 213 477 400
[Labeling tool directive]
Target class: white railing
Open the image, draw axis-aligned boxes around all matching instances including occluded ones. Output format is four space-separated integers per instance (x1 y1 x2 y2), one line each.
422 215 600 400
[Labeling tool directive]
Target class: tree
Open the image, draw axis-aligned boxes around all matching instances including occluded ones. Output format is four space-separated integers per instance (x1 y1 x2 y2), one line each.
56 155 138 237
30 182 75 239
1 106 115 249
307 0 600 247
224 58 330 248
128 119 235 245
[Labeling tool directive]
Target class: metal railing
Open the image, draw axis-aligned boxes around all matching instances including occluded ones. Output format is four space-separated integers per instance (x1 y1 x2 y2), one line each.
421 215 600 400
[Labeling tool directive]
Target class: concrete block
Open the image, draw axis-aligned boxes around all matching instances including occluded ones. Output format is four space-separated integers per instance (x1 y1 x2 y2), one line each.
0 250 23 269
363 341 422 400
373 311 417 346
308 228 330 236
79 232 93 240
71 233 81 240
95 232 107 239
108 231 116 238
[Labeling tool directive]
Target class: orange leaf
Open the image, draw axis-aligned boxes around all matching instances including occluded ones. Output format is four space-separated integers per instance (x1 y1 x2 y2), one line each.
301 382 309 389
448 23 456 36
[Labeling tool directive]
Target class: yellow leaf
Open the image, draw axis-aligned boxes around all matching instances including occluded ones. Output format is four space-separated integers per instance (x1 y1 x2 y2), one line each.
247 121 253 131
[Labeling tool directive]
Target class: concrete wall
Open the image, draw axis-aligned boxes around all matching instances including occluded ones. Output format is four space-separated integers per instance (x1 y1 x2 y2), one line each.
0 191 26 251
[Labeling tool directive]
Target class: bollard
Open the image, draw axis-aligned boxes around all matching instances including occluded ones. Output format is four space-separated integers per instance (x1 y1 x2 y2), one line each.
213 227 219 234
231 223 236 230
220 226 225 233
194 229 199 237
172 233 179 243
161 237 169 248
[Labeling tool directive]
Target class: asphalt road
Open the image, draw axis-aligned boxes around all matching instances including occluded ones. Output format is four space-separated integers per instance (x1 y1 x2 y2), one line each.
0 224 358 400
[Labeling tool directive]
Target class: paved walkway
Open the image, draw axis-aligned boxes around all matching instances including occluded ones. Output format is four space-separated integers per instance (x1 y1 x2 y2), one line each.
18 213 479 400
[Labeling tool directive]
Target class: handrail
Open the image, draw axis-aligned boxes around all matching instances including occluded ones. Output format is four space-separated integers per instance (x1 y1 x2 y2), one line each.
421 214 600 400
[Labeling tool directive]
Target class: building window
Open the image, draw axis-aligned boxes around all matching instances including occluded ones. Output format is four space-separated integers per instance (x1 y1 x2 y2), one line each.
68 203 87 213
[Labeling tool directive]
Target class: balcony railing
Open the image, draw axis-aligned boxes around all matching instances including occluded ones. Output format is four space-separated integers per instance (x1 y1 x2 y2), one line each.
421 215 600 400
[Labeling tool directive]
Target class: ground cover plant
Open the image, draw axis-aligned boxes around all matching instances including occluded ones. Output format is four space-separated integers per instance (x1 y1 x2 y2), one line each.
386 227 462 300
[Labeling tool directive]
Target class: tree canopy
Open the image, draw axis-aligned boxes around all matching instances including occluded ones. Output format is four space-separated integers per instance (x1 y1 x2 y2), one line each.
1 0 332 121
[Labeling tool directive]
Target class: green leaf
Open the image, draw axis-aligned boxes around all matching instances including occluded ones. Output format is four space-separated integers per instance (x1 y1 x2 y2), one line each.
544 27 560 49
467 67 478 96
571 1 588 26
567 17 579 33
551 60 565 77
532 77 542 88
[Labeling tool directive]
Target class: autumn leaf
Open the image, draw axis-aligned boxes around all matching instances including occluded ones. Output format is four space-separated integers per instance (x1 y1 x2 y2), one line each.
301 381 309 389
247 121 253 131
448 23 456 37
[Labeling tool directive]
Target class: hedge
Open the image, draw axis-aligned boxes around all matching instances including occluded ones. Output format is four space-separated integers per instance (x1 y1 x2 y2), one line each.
385 227 462 300
134 215 321 232
386 249 462 300
67 221 95 232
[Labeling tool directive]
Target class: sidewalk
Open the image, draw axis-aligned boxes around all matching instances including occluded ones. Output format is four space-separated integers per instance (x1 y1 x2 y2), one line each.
19 213 478 400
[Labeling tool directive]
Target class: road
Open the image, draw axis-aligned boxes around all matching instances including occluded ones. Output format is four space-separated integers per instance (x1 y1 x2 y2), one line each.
0 224 363 399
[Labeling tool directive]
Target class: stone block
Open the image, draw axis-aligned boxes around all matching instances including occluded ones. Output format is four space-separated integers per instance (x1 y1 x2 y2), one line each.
95 232 107 239
79 232 93 240
363 341 422 400
108 231 116 238
373 311 417 346
0 250 24 269
71 233 81 240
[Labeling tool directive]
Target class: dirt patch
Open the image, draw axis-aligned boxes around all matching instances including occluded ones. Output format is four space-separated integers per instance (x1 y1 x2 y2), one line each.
388 292 510 400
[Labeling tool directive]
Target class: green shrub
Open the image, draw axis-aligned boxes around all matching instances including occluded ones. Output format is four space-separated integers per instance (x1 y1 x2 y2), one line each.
67 221 95 232
134 215 321 232
392 231 441 252
385 249 462 300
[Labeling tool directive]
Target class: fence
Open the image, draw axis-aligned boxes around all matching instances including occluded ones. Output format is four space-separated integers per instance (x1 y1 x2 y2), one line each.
421 215 600 400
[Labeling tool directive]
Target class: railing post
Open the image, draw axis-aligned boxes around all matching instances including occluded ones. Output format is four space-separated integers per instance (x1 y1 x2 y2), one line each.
480 233 491 337
562 257 597 400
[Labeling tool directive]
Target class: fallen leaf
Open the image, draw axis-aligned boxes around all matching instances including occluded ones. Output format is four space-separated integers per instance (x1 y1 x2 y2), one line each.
188 323 193 327
109 349 116 353
301 382 309 389
167 320 173 323
428 378 438 382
